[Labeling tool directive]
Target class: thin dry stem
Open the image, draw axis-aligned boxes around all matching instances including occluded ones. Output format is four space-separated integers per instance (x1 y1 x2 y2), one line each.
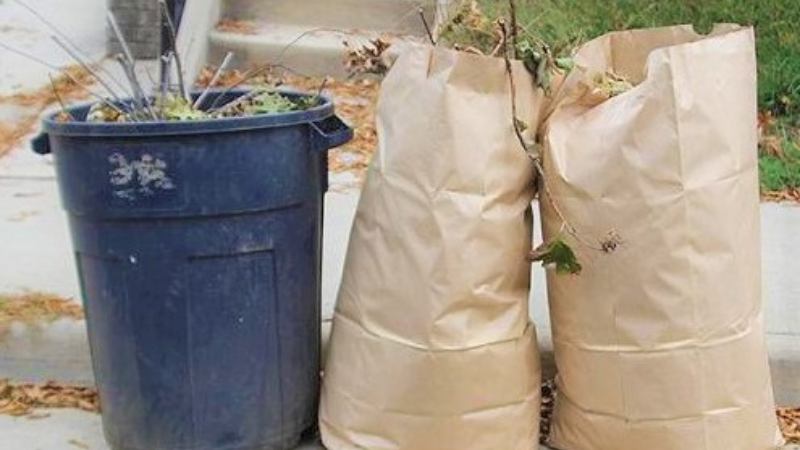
158 0 188 101
51 36 124 105
499 21 601 252
193 52 234 109
508 0 518 57
0 41 127 117
419 7 436 45
10 0 131 96
48 74 74 121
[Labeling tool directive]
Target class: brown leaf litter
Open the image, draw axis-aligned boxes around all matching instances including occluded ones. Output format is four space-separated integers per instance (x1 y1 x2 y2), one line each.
779 407 800 444
343 38 392 76
0 379 99 417
0 65 93 158
758 111 786 159
539 378 555 443
763 188 800 203
215 18 260 35
0 291 84 329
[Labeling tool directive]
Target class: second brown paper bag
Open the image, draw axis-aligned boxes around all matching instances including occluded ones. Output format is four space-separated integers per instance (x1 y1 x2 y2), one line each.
540 25 781 450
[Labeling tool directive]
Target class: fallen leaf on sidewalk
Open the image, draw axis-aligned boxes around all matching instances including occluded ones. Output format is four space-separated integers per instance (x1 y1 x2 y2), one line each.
0 65 93 159
764 188 800 203
6 209 39 222
215 18 259 35
12 191 44 198
0 291 83 327
779 407 800 444
68 439 90 449
0 379 100 417
540 379 555 443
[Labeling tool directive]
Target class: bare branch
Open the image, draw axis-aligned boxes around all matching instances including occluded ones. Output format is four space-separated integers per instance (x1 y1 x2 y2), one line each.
193 52 234 110
51 36 125 105
499 21 601 253
418 8 436 45
9 0 131 96
160 52 173 101
158 0 189 101
48 73 75 121
508 0 518 57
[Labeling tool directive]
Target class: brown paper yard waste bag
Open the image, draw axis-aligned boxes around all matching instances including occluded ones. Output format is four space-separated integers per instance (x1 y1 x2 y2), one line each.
540 25 781 450
319 46 543 450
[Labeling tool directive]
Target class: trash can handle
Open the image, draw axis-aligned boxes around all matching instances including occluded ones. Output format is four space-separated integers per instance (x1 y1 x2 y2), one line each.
310 115 353 152
31 133 52 155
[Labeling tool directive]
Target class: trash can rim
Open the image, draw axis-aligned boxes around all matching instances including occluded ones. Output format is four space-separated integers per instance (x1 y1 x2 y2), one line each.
41 88 336 138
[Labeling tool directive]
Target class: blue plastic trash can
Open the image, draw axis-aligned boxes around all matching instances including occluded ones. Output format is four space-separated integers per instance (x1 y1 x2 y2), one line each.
32 90 352 450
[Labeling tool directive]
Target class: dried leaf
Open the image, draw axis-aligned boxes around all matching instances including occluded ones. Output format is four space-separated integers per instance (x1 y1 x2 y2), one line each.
0 291 83 328
0 379 100 417
591 70 634 99
763 188 800 203
0 65 93 158
778 407 800 444
68 439 90 449
760 134 785 159
215 19 259 35
439 1 498 55
343 38 392 76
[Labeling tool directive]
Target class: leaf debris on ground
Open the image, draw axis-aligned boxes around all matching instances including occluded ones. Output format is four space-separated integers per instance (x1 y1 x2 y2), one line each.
763 188 800 203
539 379 555 443
779 407 800 444
0 65 93 158
67 439 90 449
0 291 84 330
0 379 99 417
215 18 260 35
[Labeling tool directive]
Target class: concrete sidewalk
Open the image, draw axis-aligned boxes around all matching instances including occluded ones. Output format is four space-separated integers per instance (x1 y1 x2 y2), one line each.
0 409 325 450
0 1 798 448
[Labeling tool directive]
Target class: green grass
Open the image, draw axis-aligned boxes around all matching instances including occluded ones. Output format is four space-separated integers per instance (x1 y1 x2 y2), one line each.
473 0 800 193
759 134 800 192
478 0 800 117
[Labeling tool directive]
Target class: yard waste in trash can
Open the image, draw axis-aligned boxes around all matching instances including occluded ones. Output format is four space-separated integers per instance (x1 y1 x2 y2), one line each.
31 90 352 450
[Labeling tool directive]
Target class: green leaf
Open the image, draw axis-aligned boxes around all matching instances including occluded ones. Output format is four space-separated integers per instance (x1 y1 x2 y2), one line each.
514 118 529 133
530 238 582 275
159 94 206 121
554 57 575 71
246 91 298 115
516 40 543 77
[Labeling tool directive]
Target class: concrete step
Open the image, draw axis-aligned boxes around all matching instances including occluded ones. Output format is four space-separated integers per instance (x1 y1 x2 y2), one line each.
221 0 441 36
208 24 424 78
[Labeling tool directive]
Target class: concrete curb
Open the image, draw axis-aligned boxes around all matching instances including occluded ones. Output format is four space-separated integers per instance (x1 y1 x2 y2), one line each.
3 319 799 406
